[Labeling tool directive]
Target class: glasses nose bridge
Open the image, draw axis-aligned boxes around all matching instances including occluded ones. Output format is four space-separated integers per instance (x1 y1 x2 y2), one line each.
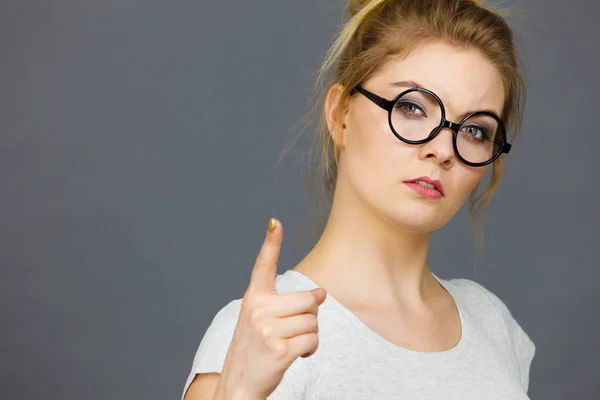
440 119 460 133
424 117 456 160
427 118 459 142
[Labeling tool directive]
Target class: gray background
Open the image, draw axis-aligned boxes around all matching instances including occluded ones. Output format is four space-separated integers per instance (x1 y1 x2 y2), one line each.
1 0 598 399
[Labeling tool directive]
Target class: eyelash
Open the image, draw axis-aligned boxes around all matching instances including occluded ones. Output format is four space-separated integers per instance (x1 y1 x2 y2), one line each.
394 101 426 118
394 101 495 143
460 125 493 142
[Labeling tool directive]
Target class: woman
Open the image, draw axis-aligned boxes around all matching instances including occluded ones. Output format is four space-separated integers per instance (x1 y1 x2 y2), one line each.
184 0 535 398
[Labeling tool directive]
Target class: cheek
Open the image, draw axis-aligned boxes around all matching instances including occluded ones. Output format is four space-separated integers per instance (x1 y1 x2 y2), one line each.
453 166 488 203
342 117 397 193
344 107 404 175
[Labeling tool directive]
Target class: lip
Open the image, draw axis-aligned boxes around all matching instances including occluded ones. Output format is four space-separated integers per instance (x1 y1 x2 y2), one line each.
403 176 445 198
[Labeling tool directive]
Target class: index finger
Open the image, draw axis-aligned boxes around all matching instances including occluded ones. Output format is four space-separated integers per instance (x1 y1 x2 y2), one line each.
247 218 283 296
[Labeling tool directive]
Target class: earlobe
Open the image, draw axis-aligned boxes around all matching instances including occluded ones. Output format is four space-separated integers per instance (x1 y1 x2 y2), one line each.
325 83 348 147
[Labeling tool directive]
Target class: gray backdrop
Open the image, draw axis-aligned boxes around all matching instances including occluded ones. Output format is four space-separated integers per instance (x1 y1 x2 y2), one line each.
1 0 598 399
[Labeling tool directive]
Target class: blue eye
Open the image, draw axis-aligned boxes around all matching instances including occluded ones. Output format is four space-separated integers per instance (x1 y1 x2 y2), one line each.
461 125 491 142
395 101 426 118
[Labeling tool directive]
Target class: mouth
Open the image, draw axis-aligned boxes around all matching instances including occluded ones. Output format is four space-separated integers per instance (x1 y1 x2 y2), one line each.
403 176 445 199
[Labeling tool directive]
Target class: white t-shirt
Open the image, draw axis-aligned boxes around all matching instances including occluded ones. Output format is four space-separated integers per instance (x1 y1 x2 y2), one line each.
183 269 535 399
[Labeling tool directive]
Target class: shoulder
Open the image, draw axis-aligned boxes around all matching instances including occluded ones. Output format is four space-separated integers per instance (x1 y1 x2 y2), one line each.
193 270 312 354
186 298 241 378
443 277 531 332
442 277 536 391
442 277 513 317
183 271 314 398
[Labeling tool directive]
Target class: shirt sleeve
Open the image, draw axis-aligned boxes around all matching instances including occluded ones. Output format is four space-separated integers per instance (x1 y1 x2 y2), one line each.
468 280 536 391
181 299 242 399
181 297 308 400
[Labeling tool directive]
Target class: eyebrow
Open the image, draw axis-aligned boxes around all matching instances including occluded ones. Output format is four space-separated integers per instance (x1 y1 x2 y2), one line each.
389 80 503 118
390 80 424 89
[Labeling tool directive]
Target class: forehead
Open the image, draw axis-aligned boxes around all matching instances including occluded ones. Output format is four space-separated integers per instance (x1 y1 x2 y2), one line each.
369 42 505 116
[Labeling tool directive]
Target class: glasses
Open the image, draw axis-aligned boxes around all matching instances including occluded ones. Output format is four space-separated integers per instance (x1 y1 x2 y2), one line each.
353 86 511 167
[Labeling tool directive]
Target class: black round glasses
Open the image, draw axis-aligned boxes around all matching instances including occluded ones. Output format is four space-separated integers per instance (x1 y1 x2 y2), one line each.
353 86 511 167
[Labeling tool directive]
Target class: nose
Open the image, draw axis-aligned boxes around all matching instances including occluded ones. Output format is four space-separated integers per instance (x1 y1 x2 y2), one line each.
418 127 455 168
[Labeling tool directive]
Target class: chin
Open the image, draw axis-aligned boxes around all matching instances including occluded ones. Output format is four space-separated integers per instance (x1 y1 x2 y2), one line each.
384 200 453 233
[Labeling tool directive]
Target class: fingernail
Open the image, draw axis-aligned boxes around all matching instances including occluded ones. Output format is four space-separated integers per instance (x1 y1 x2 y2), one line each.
267 218 277 233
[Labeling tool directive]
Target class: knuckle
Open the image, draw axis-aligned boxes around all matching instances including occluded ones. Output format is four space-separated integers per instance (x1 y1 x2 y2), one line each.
259 324 274 340
268 339 288 361
248 308 264 327
254 247 268 266
255 251 264 266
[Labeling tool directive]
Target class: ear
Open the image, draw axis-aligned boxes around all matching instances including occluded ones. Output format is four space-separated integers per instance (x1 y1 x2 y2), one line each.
325 83 349 148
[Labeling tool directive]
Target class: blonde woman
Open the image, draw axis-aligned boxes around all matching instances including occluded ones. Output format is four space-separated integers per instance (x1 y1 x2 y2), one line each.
184 0 535 398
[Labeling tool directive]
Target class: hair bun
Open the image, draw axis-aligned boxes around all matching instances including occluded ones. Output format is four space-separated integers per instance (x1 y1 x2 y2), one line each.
349 0 484 16
348 0 372 16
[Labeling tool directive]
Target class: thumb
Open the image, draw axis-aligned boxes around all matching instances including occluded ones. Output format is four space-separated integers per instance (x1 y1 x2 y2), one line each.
247 218 283 296
311 288 327 305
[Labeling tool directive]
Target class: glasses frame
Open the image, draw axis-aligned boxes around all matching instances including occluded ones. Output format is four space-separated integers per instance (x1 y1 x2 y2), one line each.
353 85 511 167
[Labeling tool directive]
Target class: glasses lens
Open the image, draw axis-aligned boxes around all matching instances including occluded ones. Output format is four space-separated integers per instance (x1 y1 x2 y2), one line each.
390 91 442 142
456 113 504 164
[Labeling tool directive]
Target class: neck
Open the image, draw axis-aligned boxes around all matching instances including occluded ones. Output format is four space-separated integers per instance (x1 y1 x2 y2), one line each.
295 180 439 308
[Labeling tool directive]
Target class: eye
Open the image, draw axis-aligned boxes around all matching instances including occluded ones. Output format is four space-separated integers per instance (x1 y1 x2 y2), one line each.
395 101 426 118
461 125 491 142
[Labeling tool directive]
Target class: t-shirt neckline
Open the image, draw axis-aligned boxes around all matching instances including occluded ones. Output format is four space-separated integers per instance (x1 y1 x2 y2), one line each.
283 269 470 360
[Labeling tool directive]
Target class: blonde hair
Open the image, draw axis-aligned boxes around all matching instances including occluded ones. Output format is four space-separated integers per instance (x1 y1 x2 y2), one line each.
288 0 525 241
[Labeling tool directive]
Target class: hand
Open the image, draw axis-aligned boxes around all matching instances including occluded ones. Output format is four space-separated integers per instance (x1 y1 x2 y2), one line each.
217 218 327 400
